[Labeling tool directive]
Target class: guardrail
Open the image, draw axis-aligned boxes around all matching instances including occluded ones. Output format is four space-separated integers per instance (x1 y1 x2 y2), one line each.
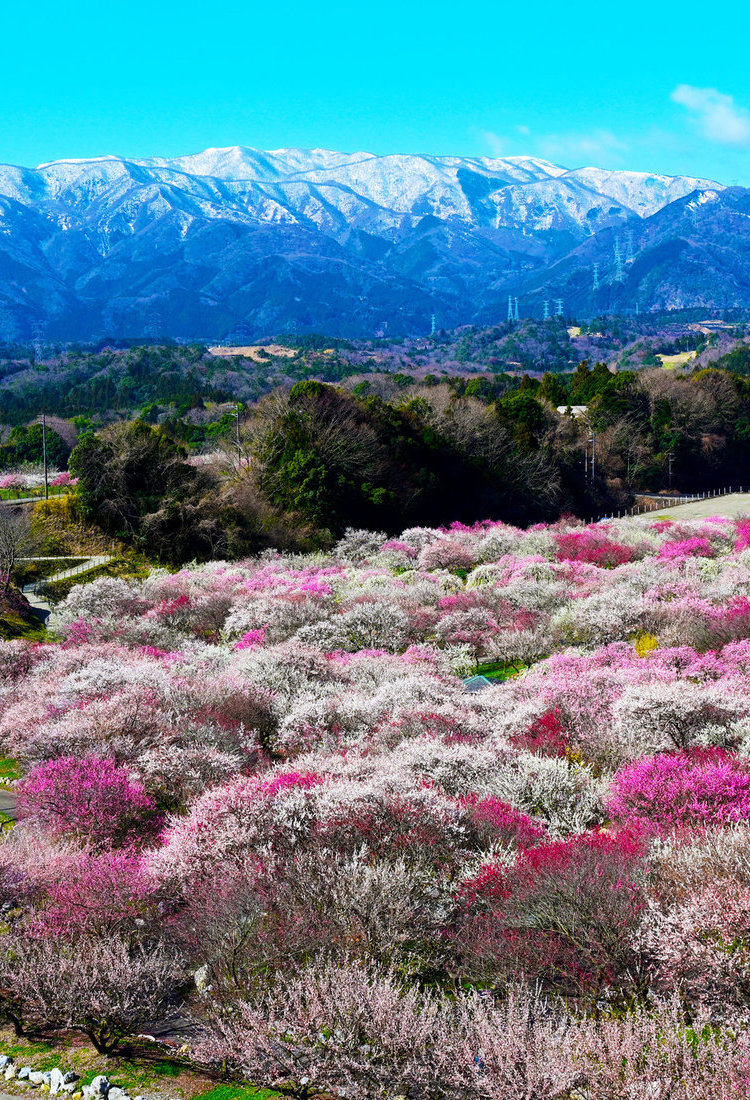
0 487 70 506
591 486 746 524
23 555 111 594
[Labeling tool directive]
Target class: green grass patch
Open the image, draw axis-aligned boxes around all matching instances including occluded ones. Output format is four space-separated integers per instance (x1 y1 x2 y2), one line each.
15 559 87 587
0 593 48 642
41 555 150 602
0 487 68 502
0 757 20 781
194 1086 284 1100
151 1061 182 1078
475 660 530 682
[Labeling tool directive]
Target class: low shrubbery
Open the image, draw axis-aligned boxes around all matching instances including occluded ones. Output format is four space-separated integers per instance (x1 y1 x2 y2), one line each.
2 514 750 1094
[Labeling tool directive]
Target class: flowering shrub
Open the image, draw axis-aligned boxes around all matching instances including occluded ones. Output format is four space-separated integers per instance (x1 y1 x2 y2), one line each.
658 536 716 560
5 512 750 1082
17 757 160 848
555 528 638 567
459 830 647 998
607 748 750 830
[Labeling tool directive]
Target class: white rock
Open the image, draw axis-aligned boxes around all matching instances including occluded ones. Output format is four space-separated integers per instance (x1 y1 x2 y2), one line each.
5 1065 17 1081
29 1071 45 1086
193 964 210 992
49 1069 65 1095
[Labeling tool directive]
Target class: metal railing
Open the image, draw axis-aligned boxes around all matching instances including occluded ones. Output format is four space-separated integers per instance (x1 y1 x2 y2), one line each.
591 486 746 524
22 555 111 594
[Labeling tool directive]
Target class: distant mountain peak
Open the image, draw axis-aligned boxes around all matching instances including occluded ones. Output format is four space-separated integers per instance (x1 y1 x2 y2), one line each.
0 145 734 341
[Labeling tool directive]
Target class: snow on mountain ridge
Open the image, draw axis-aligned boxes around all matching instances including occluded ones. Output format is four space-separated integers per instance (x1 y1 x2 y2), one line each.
0 147 722 235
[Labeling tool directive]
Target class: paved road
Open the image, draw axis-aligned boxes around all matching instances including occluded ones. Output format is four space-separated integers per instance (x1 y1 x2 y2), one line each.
21 554 112 623
1 494 67 507
0 789 18 821
634 492 750 522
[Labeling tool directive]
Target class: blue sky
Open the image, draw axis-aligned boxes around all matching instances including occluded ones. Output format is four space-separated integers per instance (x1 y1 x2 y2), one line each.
3 0 750 183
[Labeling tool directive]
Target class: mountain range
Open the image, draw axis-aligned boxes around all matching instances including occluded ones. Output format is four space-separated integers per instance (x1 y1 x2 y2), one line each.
0 145 745 340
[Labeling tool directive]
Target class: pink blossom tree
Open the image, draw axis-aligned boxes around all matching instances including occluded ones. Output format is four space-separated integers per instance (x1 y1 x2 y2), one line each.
17 757 160 849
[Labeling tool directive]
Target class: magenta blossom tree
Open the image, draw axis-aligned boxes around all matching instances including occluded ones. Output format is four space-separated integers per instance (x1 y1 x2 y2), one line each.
17 756 160 849
607 749 750 831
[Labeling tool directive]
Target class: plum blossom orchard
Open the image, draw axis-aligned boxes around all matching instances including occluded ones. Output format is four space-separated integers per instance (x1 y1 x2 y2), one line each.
5 515 750 1094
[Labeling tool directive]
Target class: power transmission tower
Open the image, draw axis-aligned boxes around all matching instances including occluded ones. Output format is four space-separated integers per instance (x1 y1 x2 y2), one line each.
593 263 600 291
507 295 514 322
626 230 635 263
144 302 163 341
430 314 436 336
554 298 564 316
514 297 519 322
613 237 625 283
543 300 550 320
31 320 45 359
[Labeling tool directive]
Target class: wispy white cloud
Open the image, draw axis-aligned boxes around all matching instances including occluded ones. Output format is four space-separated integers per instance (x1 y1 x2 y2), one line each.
671 85 750 145
536 129 627 165
480 130 505 156
480 127 627 166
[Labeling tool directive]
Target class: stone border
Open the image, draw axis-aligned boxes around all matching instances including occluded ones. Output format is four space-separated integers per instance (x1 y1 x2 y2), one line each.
0 1059 145 1100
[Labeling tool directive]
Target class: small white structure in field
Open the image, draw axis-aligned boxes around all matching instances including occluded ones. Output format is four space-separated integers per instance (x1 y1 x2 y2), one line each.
556 405 589 418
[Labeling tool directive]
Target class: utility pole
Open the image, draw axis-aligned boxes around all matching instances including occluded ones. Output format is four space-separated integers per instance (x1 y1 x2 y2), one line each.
668 451 674 490
589 431 597 482
235 403 242 470
42 412 48 500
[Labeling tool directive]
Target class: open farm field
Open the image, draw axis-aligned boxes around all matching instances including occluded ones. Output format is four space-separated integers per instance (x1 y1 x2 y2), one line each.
4 514 750 1096
656 350 698 368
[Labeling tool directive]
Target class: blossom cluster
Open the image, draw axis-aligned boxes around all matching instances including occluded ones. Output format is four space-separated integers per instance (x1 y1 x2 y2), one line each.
2 513 750 1093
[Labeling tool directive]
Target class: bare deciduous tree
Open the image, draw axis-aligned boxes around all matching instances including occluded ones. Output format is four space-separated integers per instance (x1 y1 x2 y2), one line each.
0 507 29 592
0 932 181 1052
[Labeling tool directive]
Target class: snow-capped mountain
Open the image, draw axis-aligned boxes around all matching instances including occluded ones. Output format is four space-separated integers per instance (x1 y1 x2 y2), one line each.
0 146 731 339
